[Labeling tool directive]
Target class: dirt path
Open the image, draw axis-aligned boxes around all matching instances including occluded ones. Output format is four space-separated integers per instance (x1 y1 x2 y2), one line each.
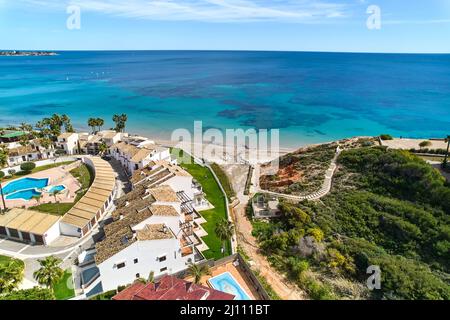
231 197 306 300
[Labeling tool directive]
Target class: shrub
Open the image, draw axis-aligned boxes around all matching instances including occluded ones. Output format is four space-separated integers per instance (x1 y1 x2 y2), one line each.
8 169 15 176
0 287 54 300
0 171 4 179
20 162 36 172
380 134 393 140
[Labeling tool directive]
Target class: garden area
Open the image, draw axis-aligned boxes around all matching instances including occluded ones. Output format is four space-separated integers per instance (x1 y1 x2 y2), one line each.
172 148 232 260
31 163 94 215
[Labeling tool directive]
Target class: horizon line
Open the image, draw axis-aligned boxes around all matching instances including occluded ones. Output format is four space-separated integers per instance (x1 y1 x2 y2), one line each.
2 49 450 55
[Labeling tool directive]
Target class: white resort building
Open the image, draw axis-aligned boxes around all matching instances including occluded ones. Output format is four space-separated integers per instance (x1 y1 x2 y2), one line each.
110 138 171 175
76 183 205 293
6 139 55 166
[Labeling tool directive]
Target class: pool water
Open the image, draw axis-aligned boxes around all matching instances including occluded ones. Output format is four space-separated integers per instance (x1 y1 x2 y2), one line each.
208 272 252 300
6 189 42 200
48 185 66 193
3 177 49 195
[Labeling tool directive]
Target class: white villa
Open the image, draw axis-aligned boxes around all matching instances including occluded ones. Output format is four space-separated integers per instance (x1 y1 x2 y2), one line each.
56 130 126 155
85 184 203 292
131 160 208 209
6 139 55 166
56 132 79 155
110 138 171 175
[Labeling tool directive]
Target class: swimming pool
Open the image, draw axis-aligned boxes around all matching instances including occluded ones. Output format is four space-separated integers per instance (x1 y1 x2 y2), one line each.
208 272 252 300
6 189 42 200
48 185 66 193
3 177 49 195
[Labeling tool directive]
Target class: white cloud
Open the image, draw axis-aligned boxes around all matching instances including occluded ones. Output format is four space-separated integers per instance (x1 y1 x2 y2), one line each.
18 0 351 23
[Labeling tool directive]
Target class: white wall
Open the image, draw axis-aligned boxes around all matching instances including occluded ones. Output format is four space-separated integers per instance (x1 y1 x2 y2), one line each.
60 222 81 237
98 238 193 292
43 219 62 245
1 156 80 175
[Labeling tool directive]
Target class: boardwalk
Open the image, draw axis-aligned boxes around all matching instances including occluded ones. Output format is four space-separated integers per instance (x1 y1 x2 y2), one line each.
256 150 340 201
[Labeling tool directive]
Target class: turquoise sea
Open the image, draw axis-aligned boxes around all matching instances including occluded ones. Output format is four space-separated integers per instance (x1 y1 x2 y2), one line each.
1 51 449 148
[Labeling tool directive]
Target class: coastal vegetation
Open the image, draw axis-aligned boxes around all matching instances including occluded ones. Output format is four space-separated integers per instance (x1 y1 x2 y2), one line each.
0 287 55 300
210 163 236 201
33 256 64 289
88 118 105 134
0 255 25 294
112 114 128 133
260 138 375 196
171 148 232 260
251 146 450 300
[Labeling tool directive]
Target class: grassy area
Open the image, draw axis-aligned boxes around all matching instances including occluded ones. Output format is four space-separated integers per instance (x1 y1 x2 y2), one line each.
30 164 94 216
210 163 236 201
53 270 75 300
1 161 75 183
172 149 232 260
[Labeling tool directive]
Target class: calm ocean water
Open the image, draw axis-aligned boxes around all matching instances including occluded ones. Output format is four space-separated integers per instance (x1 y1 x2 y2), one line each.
1 51 449 148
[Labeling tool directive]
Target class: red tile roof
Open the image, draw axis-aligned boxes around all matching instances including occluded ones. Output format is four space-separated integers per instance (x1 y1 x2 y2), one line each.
112 275 234 301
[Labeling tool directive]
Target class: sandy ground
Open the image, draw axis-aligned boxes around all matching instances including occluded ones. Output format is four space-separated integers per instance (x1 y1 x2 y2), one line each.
155 139 294 165
219 162 306 300
381 138 447 150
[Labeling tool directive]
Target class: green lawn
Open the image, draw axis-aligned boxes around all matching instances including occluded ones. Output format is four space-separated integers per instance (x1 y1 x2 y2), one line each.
30 164 94 216
172 149 232 260
53 270 75 300
1 161 75 183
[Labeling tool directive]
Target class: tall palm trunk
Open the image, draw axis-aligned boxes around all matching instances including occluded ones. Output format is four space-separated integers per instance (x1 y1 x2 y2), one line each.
444 139 450 168
0 182 6 213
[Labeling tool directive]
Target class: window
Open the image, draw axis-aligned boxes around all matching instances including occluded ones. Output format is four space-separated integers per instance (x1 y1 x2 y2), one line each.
160 267 167 272
116 262 126 269
158 256 167 262
136 273 140 278
134 258 138 264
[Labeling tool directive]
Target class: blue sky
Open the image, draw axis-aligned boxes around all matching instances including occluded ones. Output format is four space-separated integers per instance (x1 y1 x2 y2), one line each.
0 0 449 53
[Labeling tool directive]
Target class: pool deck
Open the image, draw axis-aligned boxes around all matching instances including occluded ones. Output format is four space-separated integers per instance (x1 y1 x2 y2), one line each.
185 259 262 300
1 163 82 210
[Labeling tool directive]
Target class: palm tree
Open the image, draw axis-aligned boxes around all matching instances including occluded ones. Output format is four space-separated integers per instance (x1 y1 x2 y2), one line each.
32 193 43 206
39 137 52 150
0 171 6 213
443 135 450 169
19 134 29 147
88 118 97 133
96 118 104 132
112 114 121 132
51 189 63 215
0 144 8 168
187 263 211 284
0 260 24 293
214 218 234 257
119 114 128 132
147 270 155 283
33 256 64 289
98 142 108 156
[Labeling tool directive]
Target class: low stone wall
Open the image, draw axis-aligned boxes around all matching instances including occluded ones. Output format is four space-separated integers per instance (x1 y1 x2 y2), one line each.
1 156 81 175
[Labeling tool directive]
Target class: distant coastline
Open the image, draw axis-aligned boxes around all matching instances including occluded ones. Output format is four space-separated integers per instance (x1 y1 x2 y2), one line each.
0 50 57 57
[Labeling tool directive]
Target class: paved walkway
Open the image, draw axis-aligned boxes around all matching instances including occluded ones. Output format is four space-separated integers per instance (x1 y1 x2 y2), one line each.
0 158 125 260
255 150 340 201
